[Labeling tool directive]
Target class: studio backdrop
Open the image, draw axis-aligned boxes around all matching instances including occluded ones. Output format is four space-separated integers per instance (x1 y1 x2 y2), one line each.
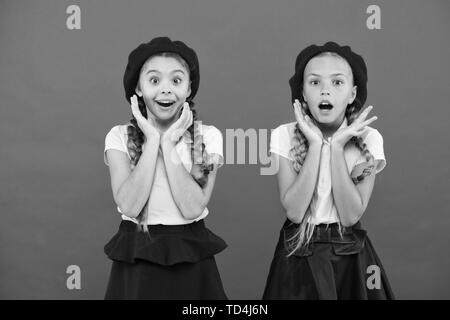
1 0 449 299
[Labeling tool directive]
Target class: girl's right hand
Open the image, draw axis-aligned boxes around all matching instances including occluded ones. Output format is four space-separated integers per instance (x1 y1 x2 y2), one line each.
130 95 160 139
293 99 323 145
161 102 193 146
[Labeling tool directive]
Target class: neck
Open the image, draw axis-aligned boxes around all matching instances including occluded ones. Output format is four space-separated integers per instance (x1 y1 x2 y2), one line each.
154 118 176 132
318 124 337 138
317 117 346 138
146 110 178 133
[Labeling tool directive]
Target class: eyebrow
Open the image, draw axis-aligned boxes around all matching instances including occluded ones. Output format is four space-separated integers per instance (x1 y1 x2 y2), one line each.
145 69 186 75
306 73 347 77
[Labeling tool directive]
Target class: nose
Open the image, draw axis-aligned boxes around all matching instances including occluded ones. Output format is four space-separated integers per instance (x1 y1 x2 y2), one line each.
161 87 172 94
160 80 173 94
320 84 330 96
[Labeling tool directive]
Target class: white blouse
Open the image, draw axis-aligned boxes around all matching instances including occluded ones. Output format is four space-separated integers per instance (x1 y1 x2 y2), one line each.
270 118 386 225
104 123 224 225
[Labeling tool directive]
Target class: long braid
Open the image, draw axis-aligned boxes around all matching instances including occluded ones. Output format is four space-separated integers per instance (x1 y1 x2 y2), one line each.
285 121 315 256
289 123 309 173
188 106 214 188
126 96 149 232
127 96 147 170
345 101 375 184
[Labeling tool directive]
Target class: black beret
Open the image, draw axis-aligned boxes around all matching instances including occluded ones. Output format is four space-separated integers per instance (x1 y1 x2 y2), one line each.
123 37 200 103
289 41 368 106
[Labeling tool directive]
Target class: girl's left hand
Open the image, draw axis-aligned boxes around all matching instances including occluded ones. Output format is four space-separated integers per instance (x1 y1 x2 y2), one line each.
161 102 193 146
331 105 377 149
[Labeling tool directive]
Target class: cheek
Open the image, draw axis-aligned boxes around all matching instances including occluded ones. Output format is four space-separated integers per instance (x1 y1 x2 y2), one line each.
341 89 354 104
176 84 190 97
303 86 319 99
302 88 310 101
139 82 153 94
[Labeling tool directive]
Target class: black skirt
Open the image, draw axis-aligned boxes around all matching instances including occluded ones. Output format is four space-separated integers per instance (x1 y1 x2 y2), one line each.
263 219 395 300
104 219 228 300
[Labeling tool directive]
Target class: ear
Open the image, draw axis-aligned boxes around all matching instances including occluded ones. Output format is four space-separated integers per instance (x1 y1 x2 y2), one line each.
135 84 143 97
187 81 192 98
302 93 306 103
349 85 357 104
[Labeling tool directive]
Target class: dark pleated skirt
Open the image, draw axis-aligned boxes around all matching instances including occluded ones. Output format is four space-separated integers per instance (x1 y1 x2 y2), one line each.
263 219 395 300
104 219 228 300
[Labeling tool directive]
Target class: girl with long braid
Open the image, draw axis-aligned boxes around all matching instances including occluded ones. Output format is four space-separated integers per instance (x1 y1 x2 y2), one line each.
103 37 227 299
263 42 394 299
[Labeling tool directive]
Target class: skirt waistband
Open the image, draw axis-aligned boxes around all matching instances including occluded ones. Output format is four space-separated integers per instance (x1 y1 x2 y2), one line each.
282 219 367 256
119 219 207 234
283 219 362 241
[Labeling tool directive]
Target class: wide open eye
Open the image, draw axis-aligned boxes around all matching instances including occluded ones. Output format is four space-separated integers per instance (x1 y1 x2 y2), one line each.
150 77 159 85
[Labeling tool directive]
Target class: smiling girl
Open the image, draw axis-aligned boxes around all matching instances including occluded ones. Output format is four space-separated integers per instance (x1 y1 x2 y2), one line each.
103 37 227 299
263 42 394 300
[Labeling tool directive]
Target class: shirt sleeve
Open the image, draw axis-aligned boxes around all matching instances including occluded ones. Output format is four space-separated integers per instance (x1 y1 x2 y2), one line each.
203 125 224 169
270 125 293 160
354 128 386 174
104 126 128 166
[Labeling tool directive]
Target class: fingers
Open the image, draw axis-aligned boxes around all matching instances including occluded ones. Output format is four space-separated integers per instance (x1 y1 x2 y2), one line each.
181 102 193 128
186 102 193 127
304 114 313 125
189 107 193 127
174 102 186 122
293 99 306 125
353 113 377 130
298 100 314 125
184 107 193 130
355 105 374 124
360 116 378 128
130 95 137 117
293 101 301 123
354 126 370 137
294 99 320 133
300 101 308 116
147 113 158 128
130 95 143 119
305 114 316 126
175 102 193 131
353 116 377 138
298 100 308 117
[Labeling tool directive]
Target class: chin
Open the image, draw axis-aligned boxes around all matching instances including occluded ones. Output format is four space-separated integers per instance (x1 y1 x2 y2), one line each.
156 111 177 122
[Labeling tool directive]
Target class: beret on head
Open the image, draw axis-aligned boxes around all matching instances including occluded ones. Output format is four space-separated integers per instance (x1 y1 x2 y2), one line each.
289 41 368 106
123 36 200 103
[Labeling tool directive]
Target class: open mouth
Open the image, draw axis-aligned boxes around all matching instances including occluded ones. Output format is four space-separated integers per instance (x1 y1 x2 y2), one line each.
155 100 176 108
318 102 333 110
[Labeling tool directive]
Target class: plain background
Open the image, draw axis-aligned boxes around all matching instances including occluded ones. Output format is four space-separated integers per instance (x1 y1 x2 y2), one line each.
1 0 449 299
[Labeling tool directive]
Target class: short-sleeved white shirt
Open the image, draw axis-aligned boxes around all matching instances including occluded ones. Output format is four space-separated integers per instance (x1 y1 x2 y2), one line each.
270 118 386 225
104 123 224 225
